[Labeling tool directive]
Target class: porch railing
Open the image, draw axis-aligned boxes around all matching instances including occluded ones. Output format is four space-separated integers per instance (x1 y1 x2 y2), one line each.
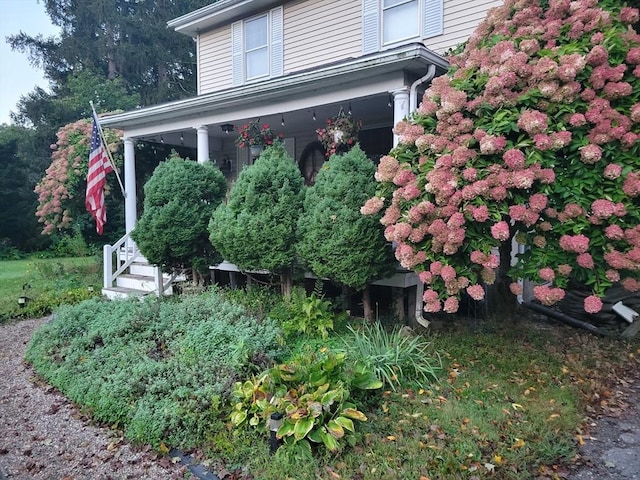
103 231 141 289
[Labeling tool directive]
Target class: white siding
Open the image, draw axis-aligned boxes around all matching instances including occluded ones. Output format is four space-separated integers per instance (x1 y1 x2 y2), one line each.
425 0 502 54
284 0 361 75
198 26 234 95
195 0 498 95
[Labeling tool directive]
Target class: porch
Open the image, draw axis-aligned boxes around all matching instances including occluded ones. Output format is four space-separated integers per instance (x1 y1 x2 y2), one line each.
98 43 449 313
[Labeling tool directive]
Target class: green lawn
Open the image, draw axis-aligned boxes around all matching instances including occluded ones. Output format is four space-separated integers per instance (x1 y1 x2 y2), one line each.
0 256 102 321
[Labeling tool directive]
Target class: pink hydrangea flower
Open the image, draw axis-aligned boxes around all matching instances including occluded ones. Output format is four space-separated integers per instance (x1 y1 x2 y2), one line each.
579 144 602 163
559 234 590 253
509 282 523 295
533 285 566 306
577 253 595 269
539 268 555 282
517 110 548 135
440 265 457 281
604 163 622 179
466 284 485 300
584 295 603 314
605 224 625 240
443 296 460 313
605 269 620 282
361 197 384 215
490 221 510 241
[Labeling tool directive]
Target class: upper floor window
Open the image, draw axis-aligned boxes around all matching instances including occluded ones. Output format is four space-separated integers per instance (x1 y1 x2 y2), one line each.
383 0 419 44
232 7 283 86
363 0 443 54
245 15 269 79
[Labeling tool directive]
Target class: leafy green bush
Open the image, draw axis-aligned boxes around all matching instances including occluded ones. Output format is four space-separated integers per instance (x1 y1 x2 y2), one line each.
341 323 442 391
230 349 382 454
26 292 284 448
269 287 344 340
218 285 285 322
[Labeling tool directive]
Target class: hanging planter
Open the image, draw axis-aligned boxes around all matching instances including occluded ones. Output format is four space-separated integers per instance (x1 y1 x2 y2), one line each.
316 110 361 158
235 119 282 151
249 145 264 157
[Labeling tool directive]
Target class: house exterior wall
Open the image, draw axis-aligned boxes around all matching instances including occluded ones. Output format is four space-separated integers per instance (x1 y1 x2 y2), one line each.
196 0 499 95
284 0 361 75
427 0 503 54
198 25 234 94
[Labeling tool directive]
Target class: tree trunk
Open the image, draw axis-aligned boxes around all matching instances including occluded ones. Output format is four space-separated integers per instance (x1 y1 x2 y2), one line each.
485 240 519 321
280 268 293 298
362 284 374 322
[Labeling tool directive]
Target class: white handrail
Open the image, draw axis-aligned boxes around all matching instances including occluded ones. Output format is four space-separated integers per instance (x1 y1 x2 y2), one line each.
103 232 141 288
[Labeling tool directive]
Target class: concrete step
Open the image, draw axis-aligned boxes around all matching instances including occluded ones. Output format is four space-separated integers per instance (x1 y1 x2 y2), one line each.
116 273 157 292
102 286 151 300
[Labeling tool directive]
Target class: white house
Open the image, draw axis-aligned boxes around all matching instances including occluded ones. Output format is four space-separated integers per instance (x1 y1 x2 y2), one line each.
99 0 502 322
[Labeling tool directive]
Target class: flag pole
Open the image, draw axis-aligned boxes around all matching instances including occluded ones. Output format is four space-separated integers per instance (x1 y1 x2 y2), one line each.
90 101 126 198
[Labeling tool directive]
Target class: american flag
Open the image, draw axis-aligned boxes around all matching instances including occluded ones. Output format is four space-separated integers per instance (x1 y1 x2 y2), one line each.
85 112 113 235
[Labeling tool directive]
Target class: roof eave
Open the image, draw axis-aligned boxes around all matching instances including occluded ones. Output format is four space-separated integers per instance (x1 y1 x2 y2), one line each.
168 0 282 37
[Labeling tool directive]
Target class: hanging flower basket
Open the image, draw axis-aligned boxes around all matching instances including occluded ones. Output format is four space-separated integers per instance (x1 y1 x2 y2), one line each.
235 119 282 149
316 111 361 158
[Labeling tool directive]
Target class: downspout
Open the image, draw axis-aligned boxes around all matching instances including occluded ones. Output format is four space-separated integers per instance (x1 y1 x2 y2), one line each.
410 64 437 112
415 281 430 329
411 64 437 329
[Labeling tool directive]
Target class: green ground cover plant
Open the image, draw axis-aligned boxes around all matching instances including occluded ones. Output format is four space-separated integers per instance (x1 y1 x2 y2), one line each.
0 256 101 322
25 292 284 448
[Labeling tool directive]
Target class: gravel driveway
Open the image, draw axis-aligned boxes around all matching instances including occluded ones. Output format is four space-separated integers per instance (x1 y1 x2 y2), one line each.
0 317 186 480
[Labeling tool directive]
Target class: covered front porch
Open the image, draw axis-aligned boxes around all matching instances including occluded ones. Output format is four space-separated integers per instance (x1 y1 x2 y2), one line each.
99 43 448 322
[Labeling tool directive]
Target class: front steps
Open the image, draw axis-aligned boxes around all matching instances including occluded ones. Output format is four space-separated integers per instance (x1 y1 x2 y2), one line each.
102 259 175 300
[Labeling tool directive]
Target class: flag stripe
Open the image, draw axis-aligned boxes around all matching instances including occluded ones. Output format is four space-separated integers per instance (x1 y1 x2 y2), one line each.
85 112 112 235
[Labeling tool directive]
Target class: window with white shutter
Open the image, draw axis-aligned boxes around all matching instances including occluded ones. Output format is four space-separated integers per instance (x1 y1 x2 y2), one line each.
362 0 443 53
231 6 284 85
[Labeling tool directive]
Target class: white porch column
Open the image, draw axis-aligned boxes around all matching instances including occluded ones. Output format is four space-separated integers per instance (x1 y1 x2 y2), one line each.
123 137 137 234
196 125 210 164
391 87 410 147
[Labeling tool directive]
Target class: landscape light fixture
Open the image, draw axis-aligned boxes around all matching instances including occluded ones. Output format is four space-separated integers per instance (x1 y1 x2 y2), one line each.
220 123 234 134
348 102 352 115
281 114 285 126
269 412 283 454
312 109 316 121
160 135 165 143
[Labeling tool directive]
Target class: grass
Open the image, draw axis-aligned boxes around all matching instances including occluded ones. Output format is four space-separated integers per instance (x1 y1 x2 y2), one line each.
0 256 102 321
209 317 639 480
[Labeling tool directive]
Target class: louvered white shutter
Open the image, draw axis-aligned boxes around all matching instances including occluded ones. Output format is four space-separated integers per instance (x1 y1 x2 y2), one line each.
362 0 379 54
232 21 243 86
423 0 443 38
270 6 284 78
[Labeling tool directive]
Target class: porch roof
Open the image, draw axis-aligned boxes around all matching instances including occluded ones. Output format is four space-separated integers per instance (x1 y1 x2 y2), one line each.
99 43 448 137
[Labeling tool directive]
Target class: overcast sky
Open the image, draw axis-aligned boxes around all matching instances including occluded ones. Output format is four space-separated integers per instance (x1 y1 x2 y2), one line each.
0 0 60 125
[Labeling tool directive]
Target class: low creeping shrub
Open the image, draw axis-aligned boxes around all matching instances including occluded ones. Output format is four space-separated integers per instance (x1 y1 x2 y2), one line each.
26 291 284 448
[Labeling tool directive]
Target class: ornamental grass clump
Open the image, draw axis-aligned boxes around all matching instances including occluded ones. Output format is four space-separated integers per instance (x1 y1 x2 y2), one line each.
364 0 640 315
341 323 442 391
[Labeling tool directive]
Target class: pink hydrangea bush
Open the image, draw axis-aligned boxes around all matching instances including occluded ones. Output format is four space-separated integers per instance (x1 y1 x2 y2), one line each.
365 0 640 315
35 119 122 234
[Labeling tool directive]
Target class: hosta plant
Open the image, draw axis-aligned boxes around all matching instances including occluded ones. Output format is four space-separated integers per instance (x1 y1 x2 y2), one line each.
230 349 382 454
364 0 640 315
